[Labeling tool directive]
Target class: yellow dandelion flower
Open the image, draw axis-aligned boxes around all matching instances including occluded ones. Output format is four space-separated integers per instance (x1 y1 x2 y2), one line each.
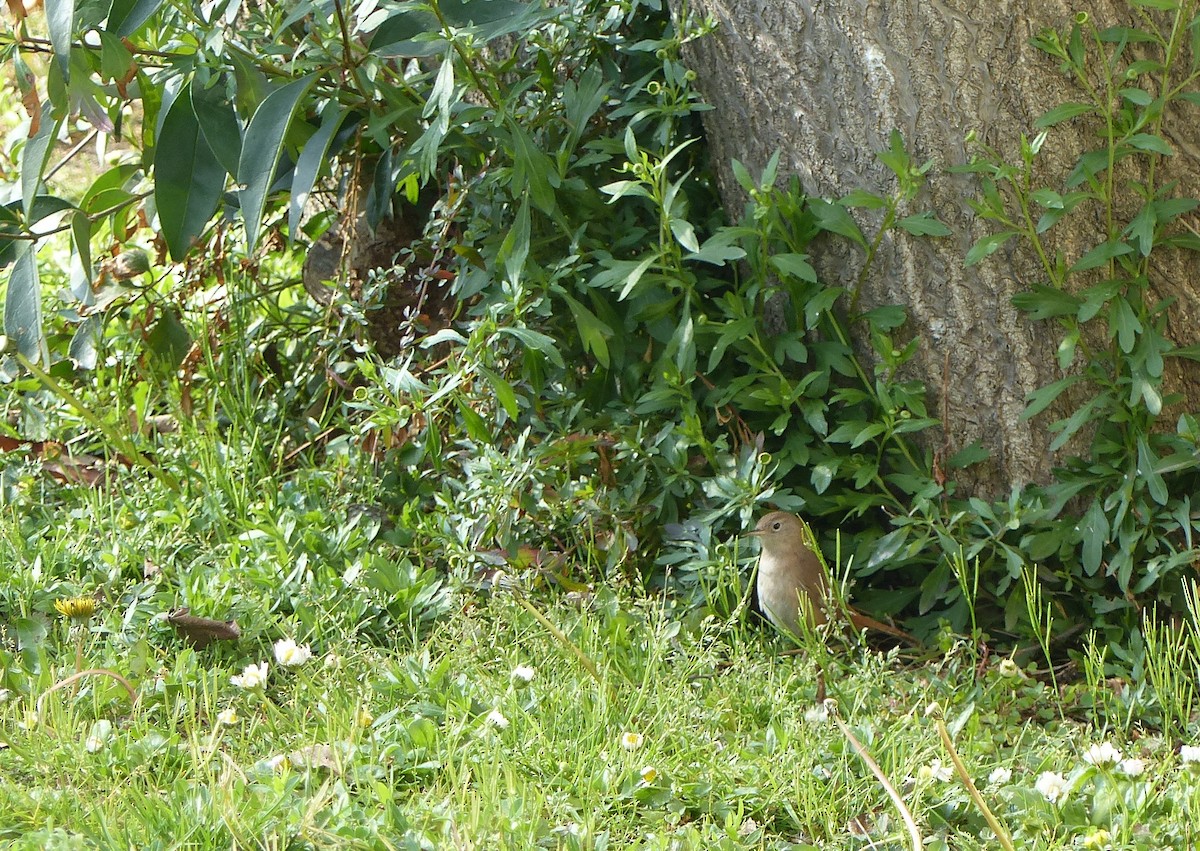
54 596 97 621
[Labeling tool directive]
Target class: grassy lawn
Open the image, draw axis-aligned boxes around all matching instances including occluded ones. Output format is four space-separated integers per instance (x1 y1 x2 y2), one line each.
2 415 1198 849
5 0 1200 846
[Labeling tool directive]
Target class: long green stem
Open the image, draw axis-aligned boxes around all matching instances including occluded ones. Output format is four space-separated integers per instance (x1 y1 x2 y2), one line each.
935 717 1017 851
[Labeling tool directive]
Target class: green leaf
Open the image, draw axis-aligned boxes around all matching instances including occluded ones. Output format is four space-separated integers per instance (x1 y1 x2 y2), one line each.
288 104 348 241
706 316 754 372
1110 298 1142 353
860 305 906 330
238 74 316 252
370 7 443 57
477 366 520 420
1125 133 1172 155
190 77 244 178
1048 396 1103 451
1070 239 1133 272
154 82 227 260
1137 437 1169 505
46 0 75 79
865 528 909 574
1034 102 1095 128
686 231 745 266
964 230 1016 266
455 397 491 442
668 312 695 375
1169 343 1200 361
106 0 165 36
1097 25 1160 43
770 252 817 282
68 315 100 369
1030 188 1064 208
12 616 48 651
809 199 866 247
1131 374 1162 415
561 294 612 369
500 327 564 368
1011 284 1081 320
1021 374 1082 420
98 30 134 83
810 461 836 493
69 209 92 300
1125 203 1155 256
424 47 455 135
803 287 843 330
590 254 658 301
21 104 60 221
1080 500 1109 576
947 441 989 468
1118 87 1153 106
507 119 557 215
730 159 755 193
669 216 699 253
145 306 192 369
840 189 887 210
4 242 45 363
229 51 271 119
896 213 951 237
499 195 531 285
562 64 608 153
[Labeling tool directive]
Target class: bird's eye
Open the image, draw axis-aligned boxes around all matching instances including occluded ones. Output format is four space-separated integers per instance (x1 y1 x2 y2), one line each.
772 521 782 531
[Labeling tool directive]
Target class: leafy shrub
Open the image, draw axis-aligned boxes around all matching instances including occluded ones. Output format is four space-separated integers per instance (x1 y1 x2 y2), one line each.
4 0 1200 652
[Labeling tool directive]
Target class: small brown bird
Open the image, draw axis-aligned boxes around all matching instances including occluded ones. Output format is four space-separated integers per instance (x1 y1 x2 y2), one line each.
748 511 916 644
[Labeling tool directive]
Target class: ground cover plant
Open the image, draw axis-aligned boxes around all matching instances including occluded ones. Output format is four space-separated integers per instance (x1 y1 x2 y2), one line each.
1 0 1200 847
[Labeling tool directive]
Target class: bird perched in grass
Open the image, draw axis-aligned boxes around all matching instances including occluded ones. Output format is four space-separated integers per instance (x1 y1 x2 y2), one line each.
748 511 916 645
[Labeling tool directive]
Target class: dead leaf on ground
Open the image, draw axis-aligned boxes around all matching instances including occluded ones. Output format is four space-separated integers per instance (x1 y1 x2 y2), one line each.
167 608 241 649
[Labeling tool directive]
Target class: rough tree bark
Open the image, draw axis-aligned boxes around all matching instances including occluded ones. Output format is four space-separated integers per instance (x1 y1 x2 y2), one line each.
672 0 1200 498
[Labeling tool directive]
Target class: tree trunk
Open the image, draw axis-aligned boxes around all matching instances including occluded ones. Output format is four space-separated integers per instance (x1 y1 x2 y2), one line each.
673 0 1200 498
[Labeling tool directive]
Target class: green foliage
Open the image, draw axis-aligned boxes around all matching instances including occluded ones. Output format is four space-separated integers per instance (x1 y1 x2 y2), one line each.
3 0 1200 655
954 3 1200 637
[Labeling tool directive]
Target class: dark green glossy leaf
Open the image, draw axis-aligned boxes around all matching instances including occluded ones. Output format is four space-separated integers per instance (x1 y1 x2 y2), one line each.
21 104 60 221
4 242 44 363
154 82 226 260
289 104 349 241
238 75 316 252
106 0 165 36
191 78 244 178
46 0 75 79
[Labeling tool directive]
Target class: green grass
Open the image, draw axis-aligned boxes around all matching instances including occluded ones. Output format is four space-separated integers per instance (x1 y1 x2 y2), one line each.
1 276 1199 850
4 445 1200 851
